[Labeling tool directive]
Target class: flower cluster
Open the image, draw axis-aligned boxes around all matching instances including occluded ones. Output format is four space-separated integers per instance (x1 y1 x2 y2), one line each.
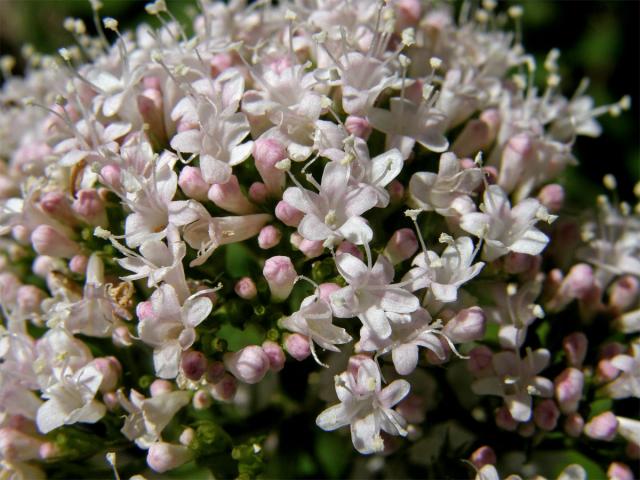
0 0 637 478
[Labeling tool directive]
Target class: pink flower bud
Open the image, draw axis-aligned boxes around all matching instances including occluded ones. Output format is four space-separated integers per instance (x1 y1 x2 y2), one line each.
503 252 537 275
248 182 268 203
223 345 270 384
561 263 595 300
609 275 639 313
258 225 282 249
211 373 237 402
562 332 588 367
192 390 211 410
275 200 304 227
318 282 341 302
150 379 174 397
345 115 372 139
103 392 119 411
290 232 303 249
234 277 257 300
584 411 618 441
263 256 297 301
468 345 493 377
72 189 107 227
208 175 256 215
89 356 121 392
11 225 29 244
564 413 584 437
0 428 43 462
206 361 226 384
299 238 324 258
39 442 60 460
178 166 209 202
495 406 518 431
39 191 76 223
384 228 418 265
138 87 167 145
443 307 486 343
597 342 625 382
607 462 633 480
31 225 80 258
452 118 492 158
100 164 122 190
396 394 426 424
395 0 421 28
181 351 208 381
69 254 89 275
0 272 20 305
147 442 193 473
253 138 286 195
136 300 155 321
112 326 132 347
32 256 64 278
285 333 311 361
387 180 405 204
537 184 564 213
336 241 363 260
179 427 196 446
499 133 533 193
262 340 285 372
470 446 497 469
16 285 45 314
210 52 234 77
554 368 584 414
533 399 560 431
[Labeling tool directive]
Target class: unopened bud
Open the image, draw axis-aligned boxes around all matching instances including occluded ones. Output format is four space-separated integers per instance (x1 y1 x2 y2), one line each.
443 307 486 343
192 390 211 410
149 379 174 397
147 442 193 473
584 411 618 441
495 406 518 431
537 184 564 213
210 373 237 401
284 333 311 361
248 182 268 203
554 368 584 414
72 189 107 227
468 345 493 377
336 241 363 260
470 445 496 469
263 256 297 301
234 277 257 300
253 139 287 195
345 116 372 139
564 412 584 437
275 201 304 227
31 225 80 258
16 285 46 314
499 133 533 193
89 356 122 392
262 340 285 372
562 332 588 368
69 254 89 275
178 166 209 202
181 351 208 381
258 225 281 249
0 428 43 462
384 228 418 265
533 399 560 431
208 175 256 215
299 238 324 258
223 345 270 384
609 275 639 313
318 282 341 302
608 462 634 480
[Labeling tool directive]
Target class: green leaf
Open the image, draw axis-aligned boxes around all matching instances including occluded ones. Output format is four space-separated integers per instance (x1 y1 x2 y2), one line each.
315 431 351 479
529 450 606 479
224 243 257 278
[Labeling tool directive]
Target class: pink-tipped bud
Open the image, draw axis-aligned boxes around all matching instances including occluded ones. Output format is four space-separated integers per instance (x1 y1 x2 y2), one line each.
495 406 518 431
554 368 584 414
69 254 89 275
499 133 533 193
258 225 282 249
537 184 565 213
0 272 20 305
262 340 285 372
607 463 633 480
387 180 405 204
181 351 208 381
443 307 486 343
150 379 174 397
31 225 80 258
192 390 211 410
211 373 237 402
72 189 107 227
178 166 209 202
208 175 256 215
89 356 121 392
39 442 60 460
248 182 268 203
384 228 418 265
253 138 287 195
136 300 155 321
147 442 193 473
103 392 119 411
345 115 372 139
263 256 297 302
32 256 64 278
284 333 311 361
0 428 43 462
39 191 75 224
396 394 426 424
100 164 122 190
299 238 324 258
318 282 341 302
206 361 226 384
468 345 493 377
290 232 303 250
533 399 560 431
275 200 304 227
395 0 421 28
16 285 45 314
452 118 492 158
562 332 588 367
234 277 257 300
503 252 537 275
564 413 585 438
584 412 618 441
470 446 497 469
609 275 639 313
561 263 595 300
336 241 363 260
597 342 625 382
210 52 234 77
112 326 132 347
223 345 270 384
138 87 167 145
179 427 197 446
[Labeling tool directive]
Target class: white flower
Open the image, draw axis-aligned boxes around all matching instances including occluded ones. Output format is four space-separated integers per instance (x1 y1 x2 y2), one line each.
283 162 378 247
472 348 553 422
36 364 106 434
330 253 420 340
280 293 352 365
138 284 212 379
460 185 551 261
316 356 410 454
350 139 403 208
402 236 484 303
